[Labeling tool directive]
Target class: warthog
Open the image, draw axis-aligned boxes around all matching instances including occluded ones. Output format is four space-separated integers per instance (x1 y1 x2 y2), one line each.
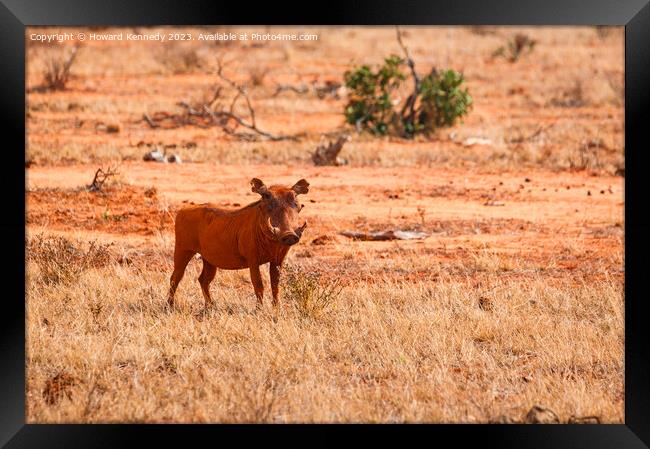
168 178 309 310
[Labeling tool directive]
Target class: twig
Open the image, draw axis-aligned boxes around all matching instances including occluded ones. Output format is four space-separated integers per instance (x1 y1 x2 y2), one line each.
272 83 309 97
87 166 119 192
143 113 159 129
396 27 421 124
510 121 556 143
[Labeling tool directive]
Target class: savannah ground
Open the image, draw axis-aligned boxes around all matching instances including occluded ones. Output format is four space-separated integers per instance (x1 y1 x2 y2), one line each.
26 26 624 423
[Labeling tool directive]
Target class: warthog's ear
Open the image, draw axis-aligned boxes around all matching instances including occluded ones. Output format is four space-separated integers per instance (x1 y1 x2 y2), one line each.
251 178 269 196
291 179 310 195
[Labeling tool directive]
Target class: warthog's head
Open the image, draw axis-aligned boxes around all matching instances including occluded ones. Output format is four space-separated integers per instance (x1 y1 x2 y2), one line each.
251 178 309 246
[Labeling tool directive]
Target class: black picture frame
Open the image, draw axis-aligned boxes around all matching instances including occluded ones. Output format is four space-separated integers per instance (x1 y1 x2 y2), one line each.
3 0 649 447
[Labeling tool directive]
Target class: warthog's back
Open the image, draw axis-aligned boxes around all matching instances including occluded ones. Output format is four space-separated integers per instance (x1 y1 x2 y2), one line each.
173 202 258 269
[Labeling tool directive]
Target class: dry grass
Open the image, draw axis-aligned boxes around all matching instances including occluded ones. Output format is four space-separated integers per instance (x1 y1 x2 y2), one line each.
26 234 623 423
25 25 624 424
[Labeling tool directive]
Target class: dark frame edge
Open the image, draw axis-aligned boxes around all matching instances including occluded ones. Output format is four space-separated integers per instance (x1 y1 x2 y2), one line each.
625 0 650 447
1 0 649 447
0 0 26 446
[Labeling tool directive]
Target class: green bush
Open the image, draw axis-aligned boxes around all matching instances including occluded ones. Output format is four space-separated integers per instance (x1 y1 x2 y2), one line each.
343 56 472 138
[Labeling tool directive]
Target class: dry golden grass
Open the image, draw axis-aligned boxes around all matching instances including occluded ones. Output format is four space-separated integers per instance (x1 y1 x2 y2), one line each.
26 234 623 423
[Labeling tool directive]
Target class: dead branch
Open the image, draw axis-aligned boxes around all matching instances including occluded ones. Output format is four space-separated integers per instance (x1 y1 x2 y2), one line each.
509 121 556 143
143 113 159 128
312 135 350 166
340 229 428 241
396 27 421 124
141 58 299 141
272 83 309 97
313 80 343 99
87 166 119 192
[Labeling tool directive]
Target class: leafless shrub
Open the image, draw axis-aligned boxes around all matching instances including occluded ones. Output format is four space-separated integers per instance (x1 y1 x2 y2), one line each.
41 45 79 91
492 34 536 62
283 264 343 319
569 138 605 170
27 235 113 285
550 80 585 108
156 45 204 74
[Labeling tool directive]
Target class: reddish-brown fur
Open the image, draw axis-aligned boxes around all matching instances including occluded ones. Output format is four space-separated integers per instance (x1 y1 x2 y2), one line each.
168 178 309 310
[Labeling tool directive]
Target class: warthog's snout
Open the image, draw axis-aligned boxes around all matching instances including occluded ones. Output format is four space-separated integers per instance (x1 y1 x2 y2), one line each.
280 232 299 246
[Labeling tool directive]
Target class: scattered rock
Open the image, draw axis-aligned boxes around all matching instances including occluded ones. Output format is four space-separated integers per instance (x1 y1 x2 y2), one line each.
524 405 560 424
167 154 182 164
462 137 492 147
96 122 120 133
144 187 157 198
568 415 601 424
143 149 166 162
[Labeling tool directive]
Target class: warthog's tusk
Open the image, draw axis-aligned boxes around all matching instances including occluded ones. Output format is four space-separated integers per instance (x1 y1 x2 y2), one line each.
295 222 307 237
268 217 280 236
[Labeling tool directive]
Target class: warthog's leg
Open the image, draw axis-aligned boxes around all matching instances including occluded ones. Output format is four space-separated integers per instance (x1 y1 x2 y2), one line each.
198 258 217 310
269 263 281 308
249 264 264 309
168 249 195 308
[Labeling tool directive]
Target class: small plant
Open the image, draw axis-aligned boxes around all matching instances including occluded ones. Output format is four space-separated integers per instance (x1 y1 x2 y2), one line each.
42 45 79 91
492 34 537 62
27 235 112 285
282 264 343 319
